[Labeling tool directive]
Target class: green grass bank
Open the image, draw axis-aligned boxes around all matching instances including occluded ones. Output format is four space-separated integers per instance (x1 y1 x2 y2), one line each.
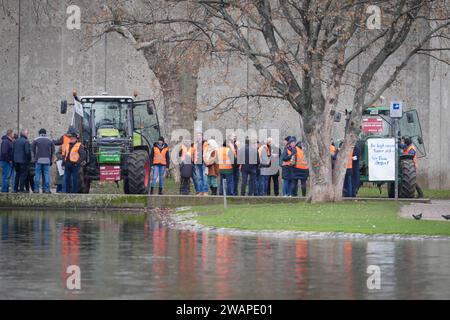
189 202 450 236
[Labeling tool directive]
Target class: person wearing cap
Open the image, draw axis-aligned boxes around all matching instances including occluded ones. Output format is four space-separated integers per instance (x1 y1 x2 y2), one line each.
281 136 297 196
291 140 309 197
31 128 55 193
149 136 170 195
53 126 77 193
62 131 86 193
400 136 424 198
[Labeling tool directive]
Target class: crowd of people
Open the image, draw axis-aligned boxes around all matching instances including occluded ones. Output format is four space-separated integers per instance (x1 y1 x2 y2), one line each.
2 128 419 197
151 133 362 198
0 127 86 193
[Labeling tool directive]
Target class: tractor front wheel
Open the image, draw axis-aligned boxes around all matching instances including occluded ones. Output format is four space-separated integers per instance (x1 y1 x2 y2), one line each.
387 159 416 198
126 150 150 194
399 158 416 198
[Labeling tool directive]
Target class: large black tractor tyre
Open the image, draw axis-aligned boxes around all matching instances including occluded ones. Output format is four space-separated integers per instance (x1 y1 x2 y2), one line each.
399 158 416 198
77 168 91 194
387 159 416 198
125 150 150 194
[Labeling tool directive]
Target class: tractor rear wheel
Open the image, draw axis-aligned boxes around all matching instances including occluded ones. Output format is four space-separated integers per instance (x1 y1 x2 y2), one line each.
399 158 416 198
126 150 150 194
388 159 417 198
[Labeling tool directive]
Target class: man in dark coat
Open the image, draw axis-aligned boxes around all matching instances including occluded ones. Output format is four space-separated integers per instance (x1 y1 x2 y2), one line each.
0 129 14 192
351 143 361 197
240 139 259 196
32 128 55 193
13 129 31 193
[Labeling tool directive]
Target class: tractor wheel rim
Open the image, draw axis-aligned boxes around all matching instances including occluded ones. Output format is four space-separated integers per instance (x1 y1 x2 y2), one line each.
144 162 149 188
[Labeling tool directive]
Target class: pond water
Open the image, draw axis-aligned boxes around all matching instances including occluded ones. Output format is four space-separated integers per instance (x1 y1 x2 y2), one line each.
0 210 449 299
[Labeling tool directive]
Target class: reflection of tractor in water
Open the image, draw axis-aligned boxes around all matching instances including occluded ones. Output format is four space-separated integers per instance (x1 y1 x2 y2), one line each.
351 106 426 198
60 92 160 194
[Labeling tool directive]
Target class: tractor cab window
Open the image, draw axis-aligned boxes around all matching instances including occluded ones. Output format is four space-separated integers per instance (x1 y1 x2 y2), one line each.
133 102 160 147
83 101 129 138
399 109 426 157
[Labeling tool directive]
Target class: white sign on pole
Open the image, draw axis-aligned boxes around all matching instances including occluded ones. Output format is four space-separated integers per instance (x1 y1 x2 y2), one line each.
74 100 83 117
390 101 402 118
368 138 396 181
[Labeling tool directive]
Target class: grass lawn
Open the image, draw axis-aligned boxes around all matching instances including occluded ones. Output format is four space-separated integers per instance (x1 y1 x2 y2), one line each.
192 202 450 236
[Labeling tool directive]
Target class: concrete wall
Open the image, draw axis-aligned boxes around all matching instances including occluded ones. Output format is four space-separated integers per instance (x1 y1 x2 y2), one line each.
0 1 449 189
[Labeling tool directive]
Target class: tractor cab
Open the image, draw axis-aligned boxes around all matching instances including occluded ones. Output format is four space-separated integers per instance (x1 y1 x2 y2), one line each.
334 104 426 198
60 93 160 194
357 105 425 198
360 106 425 157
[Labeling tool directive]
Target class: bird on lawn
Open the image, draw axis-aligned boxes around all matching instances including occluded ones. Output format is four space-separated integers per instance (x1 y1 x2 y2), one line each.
441 215 450 220
412 213 422 220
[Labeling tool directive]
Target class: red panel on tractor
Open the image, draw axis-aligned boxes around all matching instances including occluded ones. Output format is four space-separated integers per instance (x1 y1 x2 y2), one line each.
100 166 121 181
362 118 383 133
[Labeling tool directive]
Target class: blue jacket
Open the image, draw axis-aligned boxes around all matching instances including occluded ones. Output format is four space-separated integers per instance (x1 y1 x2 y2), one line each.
13 135 31 164
0 135 14 162
281 146 295 180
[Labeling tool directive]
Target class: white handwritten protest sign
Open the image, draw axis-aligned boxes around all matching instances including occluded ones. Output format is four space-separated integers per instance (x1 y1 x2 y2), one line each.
368 138 396 181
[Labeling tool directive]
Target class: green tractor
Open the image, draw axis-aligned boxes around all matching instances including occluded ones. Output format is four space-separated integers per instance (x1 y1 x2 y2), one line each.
352 106 426 198
60 92 161 194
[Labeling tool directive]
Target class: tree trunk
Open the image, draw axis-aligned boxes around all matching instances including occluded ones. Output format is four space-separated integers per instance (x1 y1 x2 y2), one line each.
303 118 336 203
142 44 201 183
142 48 199 137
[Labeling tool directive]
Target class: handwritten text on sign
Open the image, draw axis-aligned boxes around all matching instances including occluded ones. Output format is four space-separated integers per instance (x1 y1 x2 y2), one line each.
368 138 395 181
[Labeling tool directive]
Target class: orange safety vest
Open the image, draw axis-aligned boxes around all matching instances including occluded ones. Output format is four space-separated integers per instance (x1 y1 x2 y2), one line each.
294 146 308 170
152 146 168 165
193 141 208 164
61 135 71 158
65 142 81 163
405 144 418 168
330 145 337 158
218 146 232 170
180 145 193 163
346 148 354 169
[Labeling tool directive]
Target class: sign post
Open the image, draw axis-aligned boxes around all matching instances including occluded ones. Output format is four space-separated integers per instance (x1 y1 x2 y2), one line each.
223 178 228 209
390 101 403 200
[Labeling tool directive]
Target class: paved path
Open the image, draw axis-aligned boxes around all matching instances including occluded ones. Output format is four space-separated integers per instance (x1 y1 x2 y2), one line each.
400 200 450 221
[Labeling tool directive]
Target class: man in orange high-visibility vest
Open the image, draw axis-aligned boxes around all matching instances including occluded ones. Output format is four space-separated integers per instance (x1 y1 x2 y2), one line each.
53 126 77 193
291 141 309 197
149 136 170 195
339 143 356 198
179 140 194 195
192 133 209 195
218 141 235 196
400 136 424 198
62 131 86 193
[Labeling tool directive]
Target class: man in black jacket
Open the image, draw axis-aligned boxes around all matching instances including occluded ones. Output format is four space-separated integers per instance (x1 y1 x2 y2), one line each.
13 129 31 193
0 129 14 192
240 139 259 196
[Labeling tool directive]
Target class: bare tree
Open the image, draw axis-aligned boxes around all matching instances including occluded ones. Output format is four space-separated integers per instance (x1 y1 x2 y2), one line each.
182 0 450 202
87 0 210 137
